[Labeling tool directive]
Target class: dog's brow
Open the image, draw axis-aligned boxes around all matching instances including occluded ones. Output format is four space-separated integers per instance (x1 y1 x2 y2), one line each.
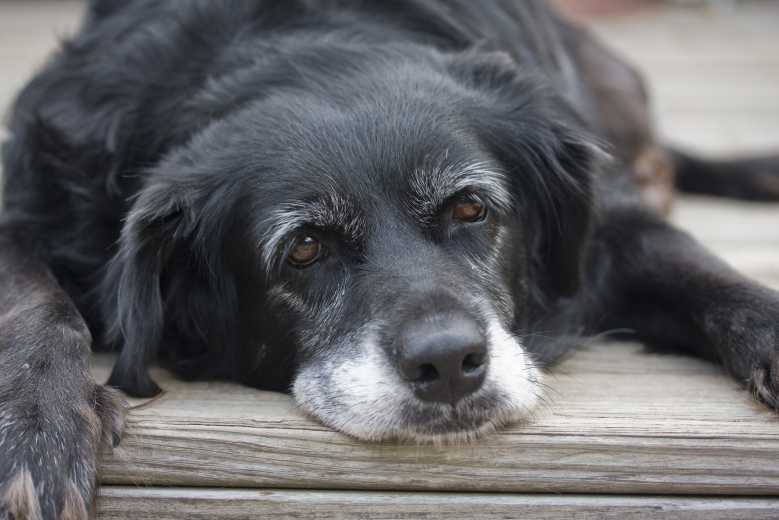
408 161 512 218
259 192 363 269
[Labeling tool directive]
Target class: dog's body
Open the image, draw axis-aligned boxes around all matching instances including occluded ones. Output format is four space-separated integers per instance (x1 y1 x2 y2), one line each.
2 1 779 518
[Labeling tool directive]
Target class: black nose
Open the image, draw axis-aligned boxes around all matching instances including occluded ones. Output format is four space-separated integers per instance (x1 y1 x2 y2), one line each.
398 314 487 405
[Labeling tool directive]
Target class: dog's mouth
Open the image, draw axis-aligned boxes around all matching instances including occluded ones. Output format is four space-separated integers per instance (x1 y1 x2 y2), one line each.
294 375 542 445
362 387 541 444
292 317 543 444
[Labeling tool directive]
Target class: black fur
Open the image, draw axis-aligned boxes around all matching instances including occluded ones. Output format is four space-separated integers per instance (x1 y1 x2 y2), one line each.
1 1 778 518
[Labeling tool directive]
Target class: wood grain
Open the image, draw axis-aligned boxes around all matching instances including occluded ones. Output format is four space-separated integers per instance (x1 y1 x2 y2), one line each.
96 488 779 520
91 342 779 495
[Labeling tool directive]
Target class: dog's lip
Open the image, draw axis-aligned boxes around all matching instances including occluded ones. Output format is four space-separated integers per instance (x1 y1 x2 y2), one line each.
297 390 515 443
373 397 522 442
359 412 509 444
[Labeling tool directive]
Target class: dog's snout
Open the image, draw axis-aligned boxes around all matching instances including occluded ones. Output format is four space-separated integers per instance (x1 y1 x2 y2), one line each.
398 314 487 405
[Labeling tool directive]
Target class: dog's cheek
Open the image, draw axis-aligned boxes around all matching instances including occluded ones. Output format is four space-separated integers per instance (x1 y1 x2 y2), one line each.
482 316 543 419
291 331 410 441
463 223 522 327
290 361 330 420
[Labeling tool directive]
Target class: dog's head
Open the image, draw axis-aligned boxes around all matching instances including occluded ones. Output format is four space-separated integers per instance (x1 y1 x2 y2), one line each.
106 46 598 442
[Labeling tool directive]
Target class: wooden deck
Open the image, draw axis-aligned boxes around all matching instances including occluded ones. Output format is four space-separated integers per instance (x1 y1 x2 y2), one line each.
1 1 779 518
89 343 779 518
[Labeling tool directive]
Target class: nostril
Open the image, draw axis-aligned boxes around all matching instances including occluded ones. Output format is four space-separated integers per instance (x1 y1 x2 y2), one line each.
462 351 485 374
415 363 439 383
398 313 488 404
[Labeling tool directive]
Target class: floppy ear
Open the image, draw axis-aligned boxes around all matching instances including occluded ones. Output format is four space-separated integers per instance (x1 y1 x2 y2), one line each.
448 50 601 298
104 176 240 397
515 123 597 298
103 182 187 396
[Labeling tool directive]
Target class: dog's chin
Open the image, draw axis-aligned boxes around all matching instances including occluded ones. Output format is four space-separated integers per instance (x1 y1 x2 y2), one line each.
331 390 539 445
292 317 543 444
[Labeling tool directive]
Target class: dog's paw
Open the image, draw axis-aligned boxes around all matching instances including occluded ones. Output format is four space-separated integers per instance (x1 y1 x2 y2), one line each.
0 384 126 520
706 302 779 411
749 349 779 410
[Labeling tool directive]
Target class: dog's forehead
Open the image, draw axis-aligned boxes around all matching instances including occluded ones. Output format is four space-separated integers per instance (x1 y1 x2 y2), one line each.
235 96 511 263
256 155 510 267
270 149 506 224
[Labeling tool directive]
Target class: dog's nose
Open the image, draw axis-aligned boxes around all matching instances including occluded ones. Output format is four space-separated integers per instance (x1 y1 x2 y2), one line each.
398 314 487 405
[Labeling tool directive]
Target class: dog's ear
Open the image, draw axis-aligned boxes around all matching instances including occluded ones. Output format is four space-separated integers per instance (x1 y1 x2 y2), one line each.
447 50 602 298
104 175 240 397
511 120 598 299
104 181 188 396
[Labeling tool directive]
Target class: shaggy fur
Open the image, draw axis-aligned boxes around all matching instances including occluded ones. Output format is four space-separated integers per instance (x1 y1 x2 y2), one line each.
1 1 778 518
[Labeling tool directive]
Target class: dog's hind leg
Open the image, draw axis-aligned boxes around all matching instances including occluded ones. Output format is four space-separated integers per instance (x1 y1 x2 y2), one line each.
670 148 779 202
0 224 126 520
564 17 779 209
585 203 779 410
562 20 679 216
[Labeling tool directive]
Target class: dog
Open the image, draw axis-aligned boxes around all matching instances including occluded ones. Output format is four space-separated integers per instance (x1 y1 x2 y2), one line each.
2 0 778 518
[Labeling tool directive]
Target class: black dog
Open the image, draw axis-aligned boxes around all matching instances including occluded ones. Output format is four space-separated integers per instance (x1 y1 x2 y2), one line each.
2 1 778 518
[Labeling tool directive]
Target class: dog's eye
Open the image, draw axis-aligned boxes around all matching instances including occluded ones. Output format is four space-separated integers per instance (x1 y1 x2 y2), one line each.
452 197 486 223
287 235 321 267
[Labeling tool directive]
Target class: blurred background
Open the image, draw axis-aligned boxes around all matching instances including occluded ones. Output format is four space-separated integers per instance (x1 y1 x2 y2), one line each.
2 1 778 153
1 0 778 286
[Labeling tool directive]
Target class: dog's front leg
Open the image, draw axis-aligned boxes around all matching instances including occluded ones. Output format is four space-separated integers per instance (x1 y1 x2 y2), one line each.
0 226 126 520
587 205 779 409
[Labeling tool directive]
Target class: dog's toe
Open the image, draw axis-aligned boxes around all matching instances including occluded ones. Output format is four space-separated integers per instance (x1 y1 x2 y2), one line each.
1 467 42 520
94 384 128 449
749 352 779 410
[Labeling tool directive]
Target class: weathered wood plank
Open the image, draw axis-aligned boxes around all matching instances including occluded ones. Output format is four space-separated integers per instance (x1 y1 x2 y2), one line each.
91 342 779 495
96 488 779 520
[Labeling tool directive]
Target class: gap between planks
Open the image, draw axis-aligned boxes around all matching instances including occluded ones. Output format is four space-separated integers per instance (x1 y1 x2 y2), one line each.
96 488 779 520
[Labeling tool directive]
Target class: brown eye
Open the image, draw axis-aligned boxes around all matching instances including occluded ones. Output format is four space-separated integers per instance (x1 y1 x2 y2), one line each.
287 235 321 267
452 198 486 223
